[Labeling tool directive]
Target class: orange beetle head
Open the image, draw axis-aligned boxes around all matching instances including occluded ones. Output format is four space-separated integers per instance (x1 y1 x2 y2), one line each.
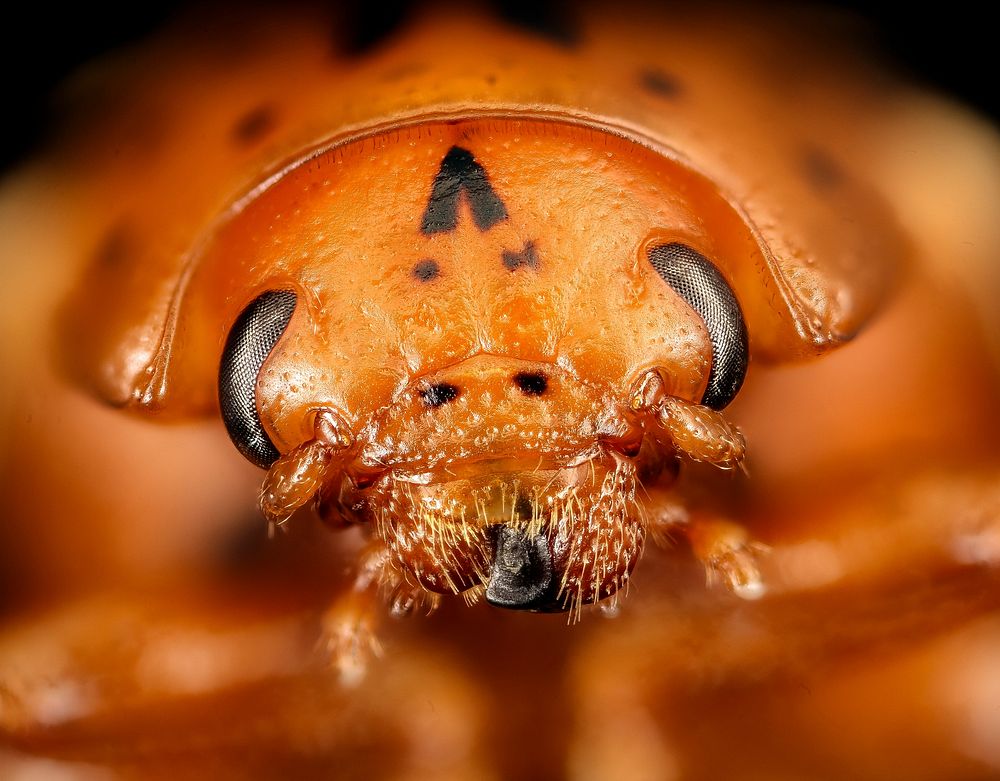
53 5 907 616
186 118 756 612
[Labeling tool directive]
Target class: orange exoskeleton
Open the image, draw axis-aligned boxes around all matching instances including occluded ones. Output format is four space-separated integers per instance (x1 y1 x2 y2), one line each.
8 4 994 712
230 124 763 615
5 4 1000 778
47 4 914 678
140 120 774 669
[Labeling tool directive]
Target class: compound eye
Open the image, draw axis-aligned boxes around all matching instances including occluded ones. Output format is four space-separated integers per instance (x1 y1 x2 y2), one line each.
647 243 749 409
218 290 297 467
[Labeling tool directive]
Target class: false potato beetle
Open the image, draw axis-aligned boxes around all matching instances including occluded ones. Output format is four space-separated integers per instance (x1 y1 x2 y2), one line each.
2 3 1000 778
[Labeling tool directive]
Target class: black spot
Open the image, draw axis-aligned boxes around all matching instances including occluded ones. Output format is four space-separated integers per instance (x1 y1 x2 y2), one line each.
412 258 441 282
502 240 540 271
513 371 548 396
337 1 413 56
232 104 277 146
802 147 844 191
421 383 460 408
496 0 579 47
640 68 681 98
422 146 509 234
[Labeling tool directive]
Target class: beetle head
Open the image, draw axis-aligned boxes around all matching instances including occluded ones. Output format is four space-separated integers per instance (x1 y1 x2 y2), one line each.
206 118 758 615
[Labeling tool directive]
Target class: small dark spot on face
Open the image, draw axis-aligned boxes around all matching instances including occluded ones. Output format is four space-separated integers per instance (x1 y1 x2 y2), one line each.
802 146 844 191
640 68 681 98
502 240 540 271
412 258 441 282
485 74 498 86
421 383 460 408
513 371 548 396
232 104 277 146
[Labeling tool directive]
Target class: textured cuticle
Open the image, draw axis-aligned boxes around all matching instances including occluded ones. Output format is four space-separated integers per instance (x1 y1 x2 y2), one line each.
312 408 354 450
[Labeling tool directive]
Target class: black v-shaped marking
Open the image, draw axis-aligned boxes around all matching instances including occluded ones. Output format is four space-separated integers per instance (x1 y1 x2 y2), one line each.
421 146 509 234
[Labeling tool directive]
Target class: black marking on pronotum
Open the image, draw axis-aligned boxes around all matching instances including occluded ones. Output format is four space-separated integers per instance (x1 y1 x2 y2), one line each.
219 290 297 468
232 104 277 146
338 0 413 56
421 382 460 408
502 240 539 271
421 146 508 234
412 258 441 282
513 371 548 396
639 68 682 98
496 0 579 47
647 244 749 409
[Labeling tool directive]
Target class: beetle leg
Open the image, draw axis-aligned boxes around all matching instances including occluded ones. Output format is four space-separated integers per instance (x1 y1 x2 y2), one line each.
685 516 768 599
320 541 437 685
643 490 691 548
645 488 767 599
321 542 391 686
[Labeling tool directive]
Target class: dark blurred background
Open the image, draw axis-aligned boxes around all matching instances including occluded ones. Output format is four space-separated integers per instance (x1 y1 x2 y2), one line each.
0 2 996 173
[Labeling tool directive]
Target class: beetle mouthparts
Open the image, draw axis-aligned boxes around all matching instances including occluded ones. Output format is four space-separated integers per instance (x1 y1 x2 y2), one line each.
485 525 562 612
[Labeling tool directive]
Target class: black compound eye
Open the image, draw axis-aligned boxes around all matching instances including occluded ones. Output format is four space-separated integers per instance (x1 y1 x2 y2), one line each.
219 290 297 467
647 243 749 409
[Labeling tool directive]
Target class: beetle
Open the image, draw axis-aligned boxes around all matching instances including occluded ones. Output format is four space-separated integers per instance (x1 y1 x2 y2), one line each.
2 2 1000 778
